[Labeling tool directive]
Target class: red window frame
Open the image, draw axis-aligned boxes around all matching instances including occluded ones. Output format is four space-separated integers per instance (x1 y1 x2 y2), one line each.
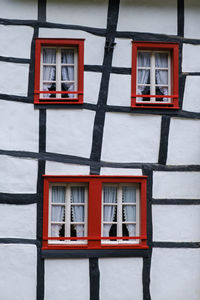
43 175 148 250
131 41 179 109
34 38 84 105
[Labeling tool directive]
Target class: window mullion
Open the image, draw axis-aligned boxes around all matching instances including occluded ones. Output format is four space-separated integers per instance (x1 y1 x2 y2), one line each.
151 52 156 102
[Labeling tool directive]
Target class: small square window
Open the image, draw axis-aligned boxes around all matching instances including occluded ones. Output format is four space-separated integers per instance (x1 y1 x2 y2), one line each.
34 39 84 104
131 42 179 109
43 176 148 250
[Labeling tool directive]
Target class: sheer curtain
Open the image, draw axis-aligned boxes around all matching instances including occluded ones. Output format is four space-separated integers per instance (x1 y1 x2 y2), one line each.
61 49 75 97
51 186 65 237
103 187 117 237
43 48 56 98
137 52 150 100
123 187 136 236
155 53 168 102
71 187 85 237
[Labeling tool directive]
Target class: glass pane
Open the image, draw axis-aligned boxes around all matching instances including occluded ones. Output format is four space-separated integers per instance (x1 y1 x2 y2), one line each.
123 224 136 237
71 205 85 222
43 48 56 64
61 66 74 81
138 69 150 84
71 224 84 237
137 85 150 95
103 223 117 237
156 87 169 102
43 66 56 81
42 83 56 98
122 224 129 237
103 205 117 222
61 49 74 64
51 205 65 222
122 186 136 203
138 52 150 67
103 186 117 203
71 187 85 203
52 186 65 203
123 205 136 222
61 83 75 98
155 53 168 68
155 70 168 85
51 224 64 237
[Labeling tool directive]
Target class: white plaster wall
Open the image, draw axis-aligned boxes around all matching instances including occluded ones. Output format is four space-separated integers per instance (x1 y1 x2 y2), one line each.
0 244 37 300
107 74 131 107
45 258 89 300
101 113 161 163
0 62 29 96
0 0 37 20
167 118 200 165
46 0 108 28
99 258 143 300
0 204 36 239
39 28 105 66
84 72 102 105
182 76 200 113
46 109 95 158
0 101 39 152
117 0 177 34
100 167 142 175
112 38 132 68
151 248 200 300
0 25 33 59
153 171 200 199
182 44 200 72
185 0 200 39
45 161 90 175
153 205 200 242
0 156 38 194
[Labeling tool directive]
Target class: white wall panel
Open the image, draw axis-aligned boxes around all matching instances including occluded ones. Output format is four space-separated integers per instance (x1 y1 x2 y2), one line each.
99 258 143 300
0 156 38 194
0 101 39 152
185 0 200 39
153 205 200 242
100 167 142 175
0 25 33 59
118 0 177 34
0 244 37 300
182 44 200 72
39 28 105 66
183 76 200 113
167 118 200 165
101 113 161 163
112 38 132 68
46 161 90 175
0 0 37 20
153 171 200 199
0 204 36 239
0 62 29 96
45 259 89 300
46 110 95 158
107 74 131 106
151 248 200 300
84 72 101 105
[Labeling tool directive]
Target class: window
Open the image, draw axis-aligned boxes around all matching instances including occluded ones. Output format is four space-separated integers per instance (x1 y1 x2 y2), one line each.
43 176 148 250
131 42 179 109
34 39 84 104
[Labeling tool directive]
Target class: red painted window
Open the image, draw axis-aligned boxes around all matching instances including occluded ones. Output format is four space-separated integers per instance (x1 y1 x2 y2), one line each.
34 39 84 104
43 175 148 250
131 42 179 109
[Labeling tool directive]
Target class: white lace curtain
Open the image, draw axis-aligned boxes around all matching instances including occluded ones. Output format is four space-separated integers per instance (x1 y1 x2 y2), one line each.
61 49 75 96
51 186 65 237
123 187 136 236
103 187 117 237
71 187 85 237
137 52 150 96
155 53 168 101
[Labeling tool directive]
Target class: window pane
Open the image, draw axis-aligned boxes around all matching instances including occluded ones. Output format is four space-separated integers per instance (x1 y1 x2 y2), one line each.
51 224 64 237
71 187 85 203
122 186 136 203
156 87 169 102
42 83 56 98
123 205 136 222
103 186 117 203
103 223 117 237
155 70 168 85
103 205 116 222
61 66 74 81
138 52 150 67
71 205 85 222
43 48 56 64
61 83 75 98
51 205 65 222
155 53 168 68
43 66 56 81
52 186 65 203
71 224 84 237
61 49 74 64
123 224 136 237
138 69 150 84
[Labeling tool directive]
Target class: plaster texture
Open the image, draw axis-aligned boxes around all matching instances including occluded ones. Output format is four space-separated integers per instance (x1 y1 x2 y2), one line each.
182 76 200 113
153 205 200 242
0 25 33 59
0 244 37 300
39 28 105 66
117 0 177 35
84 71 102 105
45 258 89 300
0 62 29 96
101 113 161 163
0 101 39 152
185 0 200 39
182 44 200 72
99 258 143 300
46 0 108 28
0 0 37 20
153 171 200 199
45 161 90 175
107 74 131 107
112 38 132 68
46 109 95 158
167 118 200 165
0 204 36 239
151 248 200 300
100 167 142 175
0 156 38 194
